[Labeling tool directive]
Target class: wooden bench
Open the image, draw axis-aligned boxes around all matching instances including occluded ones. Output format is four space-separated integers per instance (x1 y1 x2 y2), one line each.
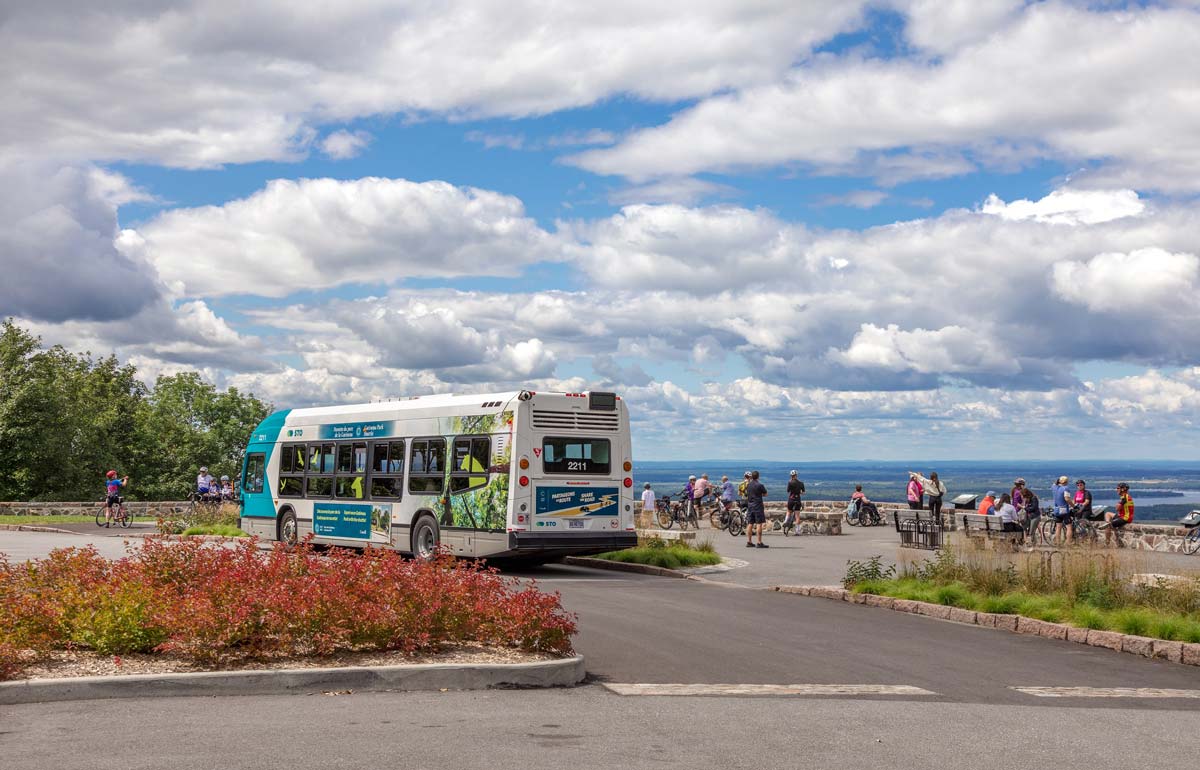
893 509 944 550
958 513 1023 548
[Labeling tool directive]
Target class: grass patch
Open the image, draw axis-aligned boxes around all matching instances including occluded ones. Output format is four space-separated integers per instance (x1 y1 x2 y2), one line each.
180 524 248 538
842 547 1200 643
595 539 722 570
0 514 154 525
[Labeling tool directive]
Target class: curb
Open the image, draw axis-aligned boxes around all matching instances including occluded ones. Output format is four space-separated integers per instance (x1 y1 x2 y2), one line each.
563 556 690 578
775 585 1200 667
0 525 79 535
0 655 586 705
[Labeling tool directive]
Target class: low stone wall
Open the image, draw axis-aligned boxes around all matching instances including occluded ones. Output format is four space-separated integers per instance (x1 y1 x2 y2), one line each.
1099 522 1193 553
0 501 191 517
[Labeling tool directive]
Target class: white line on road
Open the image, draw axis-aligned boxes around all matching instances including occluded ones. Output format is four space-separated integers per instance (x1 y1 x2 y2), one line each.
602 683 937 697
1012 687 1200 699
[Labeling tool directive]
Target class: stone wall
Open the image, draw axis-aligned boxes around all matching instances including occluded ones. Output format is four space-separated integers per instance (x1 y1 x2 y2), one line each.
0 501 191 517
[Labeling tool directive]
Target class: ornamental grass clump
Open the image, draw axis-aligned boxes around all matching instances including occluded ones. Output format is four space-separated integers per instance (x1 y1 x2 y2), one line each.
0 538 576 680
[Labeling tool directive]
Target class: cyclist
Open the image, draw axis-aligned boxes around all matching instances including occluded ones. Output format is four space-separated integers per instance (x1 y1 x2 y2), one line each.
220 475 235 500
693 473 711 518
1051 475 1073 545
103 470 129 527
1071 479 1094 520
784 470 805 531
738 471 751 499
683 475 697 519
1104 482 1134 546
196 466 217 501
719 475 736 512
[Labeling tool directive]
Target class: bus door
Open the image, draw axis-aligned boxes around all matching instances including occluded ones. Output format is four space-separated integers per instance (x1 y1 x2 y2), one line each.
448 435 493 553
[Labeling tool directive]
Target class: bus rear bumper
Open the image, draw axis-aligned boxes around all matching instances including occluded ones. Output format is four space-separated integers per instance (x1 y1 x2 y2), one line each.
506 531 637 557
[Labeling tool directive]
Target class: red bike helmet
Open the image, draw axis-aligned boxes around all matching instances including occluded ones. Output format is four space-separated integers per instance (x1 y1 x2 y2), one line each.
106 470 118 479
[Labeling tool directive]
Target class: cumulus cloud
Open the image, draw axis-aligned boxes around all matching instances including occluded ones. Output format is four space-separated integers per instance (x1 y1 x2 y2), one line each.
1052 248 1200 313
121 177 561 297
981 188 1145 225
0 161 162 322
0 1 869 168
571 4 1200 191
320 130 372 160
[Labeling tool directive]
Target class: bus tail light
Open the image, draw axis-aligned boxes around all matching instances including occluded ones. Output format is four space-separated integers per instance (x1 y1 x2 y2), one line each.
623 477 633 488
519 457 529 470
623 461 632 472
519 476 529 487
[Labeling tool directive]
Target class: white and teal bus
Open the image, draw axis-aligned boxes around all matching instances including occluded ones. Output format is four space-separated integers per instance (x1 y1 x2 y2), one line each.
239 390 637 562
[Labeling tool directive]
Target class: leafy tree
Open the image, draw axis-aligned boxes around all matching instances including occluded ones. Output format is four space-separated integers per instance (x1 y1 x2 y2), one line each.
0 319 270 501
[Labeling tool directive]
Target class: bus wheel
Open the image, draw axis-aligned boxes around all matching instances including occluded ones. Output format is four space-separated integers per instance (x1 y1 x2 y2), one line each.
279 509 298 546
412 516 440 561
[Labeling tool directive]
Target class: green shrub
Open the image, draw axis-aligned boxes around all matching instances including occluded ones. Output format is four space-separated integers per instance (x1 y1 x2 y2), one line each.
843 555 896 588
980 593 1023 615
1149 614 1186 641
595 543 721 569
66 585 167 655
181 524 248 538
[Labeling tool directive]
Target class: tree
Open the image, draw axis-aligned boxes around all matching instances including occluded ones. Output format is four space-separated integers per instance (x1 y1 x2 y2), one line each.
0 319 270 501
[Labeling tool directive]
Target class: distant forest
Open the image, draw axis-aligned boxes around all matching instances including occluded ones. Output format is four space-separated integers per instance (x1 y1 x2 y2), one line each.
0 320 271 501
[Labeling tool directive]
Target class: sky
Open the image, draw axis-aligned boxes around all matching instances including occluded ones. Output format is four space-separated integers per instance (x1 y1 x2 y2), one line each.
2 0 1200 461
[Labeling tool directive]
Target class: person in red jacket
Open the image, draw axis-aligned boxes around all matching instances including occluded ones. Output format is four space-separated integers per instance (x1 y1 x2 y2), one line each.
1105 483 1134 546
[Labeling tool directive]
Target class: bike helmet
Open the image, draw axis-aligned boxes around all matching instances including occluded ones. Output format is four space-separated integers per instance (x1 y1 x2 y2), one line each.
688 475 696 480
200 466 208 473
743 471 752 478
790 470 798 476
1116 482 1129 491
106 470 117 479
1014 477 1025 485
220 475 230 482
643 482 651 489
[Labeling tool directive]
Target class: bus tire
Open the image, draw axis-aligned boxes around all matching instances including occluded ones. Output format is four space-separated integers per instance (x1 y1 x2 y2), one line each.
278 508 298 546
411 515 440 561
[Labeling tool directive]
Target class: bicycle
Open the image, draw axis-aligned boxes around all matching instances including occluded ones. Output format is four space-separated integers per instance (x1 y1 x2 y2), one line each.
188 490 224 516
96 496 132 528
708 497 746 537
655 494 691 530
1175 510 1200 555
1039 511 1100 546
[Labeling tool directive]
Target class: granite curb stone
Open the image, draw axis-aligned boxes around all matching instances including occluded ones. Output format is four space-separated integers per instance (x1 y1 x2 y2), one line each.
0 655 586 705
778 586 1200 668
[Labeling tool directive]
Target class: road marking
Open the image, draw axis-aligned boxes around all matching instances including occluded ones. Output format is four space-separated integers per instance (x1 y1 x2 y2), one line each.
602 683 937 697
1012 686 1200 699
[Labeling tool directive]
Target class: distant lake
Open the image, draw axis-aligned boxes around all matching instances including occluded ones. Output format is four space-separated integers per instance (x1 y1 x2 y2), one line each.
633 460 1200 521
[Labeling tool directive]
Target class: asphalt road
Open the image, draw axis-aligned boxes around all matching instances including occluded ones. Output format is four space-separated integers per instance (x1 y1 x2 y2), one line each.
3 529 1200 768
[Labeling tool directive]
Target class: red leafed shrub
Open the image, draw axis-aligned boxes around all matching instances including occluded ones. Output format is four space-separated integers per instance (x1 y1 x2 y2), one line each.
0 538 576 679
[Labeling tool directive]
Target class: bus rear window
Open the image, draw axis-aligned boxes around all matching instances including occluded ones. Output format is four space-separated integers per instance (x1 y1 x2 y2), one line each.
542 438 610 475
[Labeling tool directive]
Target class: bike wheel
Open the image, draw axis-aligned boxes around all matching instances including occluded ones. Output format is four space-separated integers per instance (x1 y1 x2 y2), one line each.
728 512 745 537
709 505 723 529
657 508 674 529
96 506 107 527
118 507 133 528
1184 530 1200 556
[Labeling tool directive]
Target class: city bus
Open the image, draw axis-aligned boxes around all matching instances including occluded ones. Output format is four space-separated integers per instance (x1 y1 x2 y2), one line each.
238 389 637 562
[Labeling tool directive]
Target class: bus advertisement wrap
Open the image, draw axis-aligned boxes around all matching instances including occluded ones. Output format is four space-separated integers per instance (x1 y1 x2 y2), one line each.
535 487 619 518
313 502 392 541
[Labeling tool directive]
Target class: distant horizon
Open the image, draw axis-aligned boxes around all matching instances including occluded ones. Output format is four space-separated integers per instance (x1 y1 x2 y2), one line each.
635 458 1200 466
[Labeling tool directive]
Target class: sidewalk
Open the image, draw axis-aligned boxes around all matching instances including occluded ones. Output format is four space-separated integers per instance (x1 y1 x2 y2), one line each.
672 519 1200 588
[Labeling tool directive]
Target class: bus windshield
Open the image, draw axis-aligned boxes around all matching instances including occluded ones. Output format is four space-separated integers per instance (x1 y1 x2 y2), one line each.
542 437 610 475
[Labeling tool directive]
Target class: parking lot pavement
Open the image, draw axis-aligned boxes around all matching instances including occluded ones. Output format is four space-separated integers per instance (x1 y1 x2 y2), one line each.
0 529 157 561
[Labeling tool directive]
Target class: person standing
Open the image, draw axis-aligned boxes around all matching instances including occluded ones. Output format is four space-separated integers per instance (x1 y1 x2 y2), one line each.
693 473 711 521
1020 484 1040 542
640 482 656 529
103 470 129 527
745 470 768 548
906 473 924 510
1010 478 1026 512
683 475 696 519
913 471 946 522
1051 475 1073 545
785 470 806 529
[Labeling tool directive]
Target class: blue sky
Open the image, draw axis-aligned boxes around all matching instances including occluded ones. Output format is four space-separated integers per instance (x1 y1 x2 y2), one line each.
3 0 1200 460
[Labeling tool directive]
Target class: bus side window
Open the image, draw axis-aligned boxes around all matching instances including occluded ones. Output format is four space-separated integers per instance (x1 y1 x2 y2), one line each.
409 438 445 494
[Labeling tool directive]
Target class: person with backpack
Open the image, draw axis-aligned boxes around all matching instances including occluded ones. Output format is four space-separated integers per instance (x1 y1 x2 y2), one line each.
906 473 924 510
